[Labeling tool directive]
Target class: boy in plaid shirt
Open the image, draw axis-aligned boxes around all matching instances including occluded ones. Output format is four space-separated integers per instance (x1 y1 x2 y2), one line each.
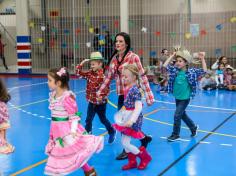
76 52 116 144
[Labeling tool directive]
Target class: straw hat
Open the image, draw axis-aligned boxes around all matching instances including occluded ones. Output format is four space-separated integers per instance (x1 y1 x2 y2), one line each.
89 51 104 61
173 46 203 64
225 65 234 70
176 49 193 64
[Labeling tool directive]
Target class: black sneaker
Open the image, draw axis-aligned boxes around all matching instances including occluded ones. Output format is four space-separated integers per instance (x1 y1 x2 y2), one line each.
108 130 116 144
116 149 128 160
191 125 199 137
167 134 180 142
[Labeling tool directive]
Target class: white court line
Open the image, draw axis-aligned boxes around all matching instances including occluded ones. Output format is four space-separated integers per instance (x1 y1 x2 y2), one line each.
154 100 236 112
220 144 233 147
178 138 190 142
8 82 48 92
99 128 106 130
199 141 211 144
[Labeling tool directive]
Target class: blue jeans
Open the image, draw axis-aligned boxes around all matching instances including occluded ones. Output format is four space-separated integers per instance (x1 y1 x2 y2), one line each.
118 95 124 111
172 99 196 136
85 102 114 134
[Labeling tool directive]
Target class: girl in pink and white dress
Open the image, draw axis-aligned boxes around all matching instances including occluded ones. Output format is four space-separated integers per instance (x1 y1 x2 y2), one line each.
0 79 14 154
45 67 104 176
113 65 152 171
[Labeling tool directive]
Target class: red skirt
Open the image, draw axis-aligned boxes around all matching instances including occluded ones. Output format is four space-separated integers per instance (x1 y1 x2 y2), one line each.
113 124 145 139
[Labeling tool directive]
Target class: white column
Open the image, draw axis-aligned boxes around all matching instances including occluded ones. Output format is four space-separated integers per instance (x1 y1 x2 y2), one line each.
16 0 31 74
120 0 129 33
16 0 29 36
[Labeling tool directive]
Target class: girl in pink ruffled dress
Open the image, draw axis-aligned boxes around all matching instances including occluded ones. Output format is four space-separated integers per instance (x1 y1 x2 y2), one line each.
113 65 152 171
0 79 14 154
45 67 104 176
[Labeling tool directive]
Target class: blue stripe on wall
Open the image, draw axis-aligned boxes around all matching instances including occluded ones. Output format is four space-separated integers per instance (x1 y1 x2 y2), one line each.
17 53 31 59
17 36 31 43
18 68 32 74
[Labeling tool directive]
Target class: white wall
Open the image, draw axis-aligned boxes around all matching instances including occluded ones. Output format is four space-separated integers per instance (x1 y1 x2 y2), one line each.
0 0 15 13
0 15 15 26
138 0 236 15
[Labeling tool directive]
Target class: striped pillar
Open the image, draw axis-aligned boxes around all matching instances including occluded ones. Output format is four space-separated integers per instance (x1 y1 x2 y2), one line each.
17 36 31 74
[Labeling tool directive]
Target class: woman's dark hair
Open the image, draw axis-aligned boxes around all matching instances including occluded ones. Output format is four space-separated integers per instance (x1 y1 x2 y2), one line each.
218 56 227 65
0 79 11 103
108 32 131 65
48 67 70 89
161 48 168 54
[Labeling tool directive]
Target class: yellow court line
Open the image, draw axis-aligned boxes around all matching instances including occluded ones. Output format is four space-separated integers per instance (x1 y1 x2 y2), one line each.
10 132 108 176
10 159 47 176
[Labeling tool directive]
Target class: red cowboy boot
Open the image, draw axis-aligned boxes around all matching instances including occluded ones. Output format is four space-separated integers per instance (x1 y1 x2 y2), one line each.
122 152 138 170
137 146 152 170
84 167 97 176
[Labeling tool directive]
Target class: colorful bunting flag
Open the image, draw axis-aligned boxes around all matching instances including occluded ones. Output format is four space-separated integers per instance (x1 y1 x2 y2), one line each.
155 31 161 36
89 27 94 33
185 32 191 39
150 51 157 57
231 45 236 51
138 49 144 56
29 22 34 28
190 24 199 37
61 43 67 48
114 20 119 28
200 29 207 36
141 27 147 33
216 24 222 31
230 17 236 23
215 48 222 56
37 38 43 43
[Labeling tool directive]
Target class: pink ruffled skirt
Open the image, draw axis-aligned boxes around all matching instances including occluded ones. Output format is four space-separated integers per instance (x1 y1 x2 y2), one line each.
44 121 104 175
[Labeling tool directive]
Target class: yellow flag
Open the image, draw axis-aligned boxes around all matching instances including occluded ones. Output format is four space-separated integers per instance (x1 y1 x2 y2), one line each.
37 38 43 43
185 32 191 39
89 27 94 33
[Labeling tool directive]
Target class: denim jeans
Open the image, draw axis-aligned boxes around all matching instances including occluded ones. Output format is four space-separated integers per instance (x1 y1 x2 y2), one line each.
172 99 196 136
85 102 114 134
118 95 124 111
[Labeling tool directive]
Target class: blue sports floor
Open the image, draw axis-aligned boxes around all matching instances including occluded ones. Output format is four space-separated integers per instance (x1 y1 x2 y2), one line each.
1 77 236 176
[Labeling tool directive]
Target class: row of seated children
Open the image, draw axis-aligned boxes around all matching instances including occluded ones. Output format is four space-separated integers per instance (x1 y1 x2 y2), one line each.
200 65 236 91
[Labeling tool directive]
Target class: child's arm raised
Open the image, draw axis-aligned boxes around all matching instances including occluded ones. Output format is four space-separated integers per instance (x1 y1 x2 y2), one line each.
75 59 90 78
163 52 176 68
199 53 207 72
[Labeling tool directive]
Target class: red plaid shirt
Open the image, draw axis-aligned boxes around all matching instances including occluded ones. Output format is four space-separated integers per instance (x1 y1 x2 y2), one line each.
76 65 109 105
98 51 154 105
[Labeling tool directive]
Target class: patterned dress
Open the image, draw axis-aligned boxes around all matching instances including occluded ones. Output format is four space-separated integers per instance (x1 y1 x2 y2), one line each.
113 85 145 139
44 90 104 175
0 101 10 151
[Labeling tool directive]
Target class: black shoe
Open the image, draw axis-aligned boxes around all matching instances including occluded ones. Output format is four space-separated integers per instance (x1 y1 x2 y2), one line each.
140 135 152 148
167 134 180 142
116 149 128 160
191 125 199 137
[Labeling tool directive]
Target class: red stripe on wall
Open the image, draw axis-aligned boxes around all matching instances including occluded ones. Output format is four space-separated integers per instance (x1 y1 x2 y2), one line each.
17 62 31 66
17 45 31 50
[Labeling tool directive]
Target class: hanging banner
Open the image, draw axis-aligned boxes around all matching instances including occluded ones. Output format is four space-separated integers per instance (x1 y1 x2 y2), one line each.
190 24 199 37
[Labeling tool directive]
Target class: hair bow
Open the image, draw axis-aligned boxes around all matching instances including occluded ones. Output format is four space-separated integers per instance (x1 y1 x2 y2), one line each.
56 67 66 77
